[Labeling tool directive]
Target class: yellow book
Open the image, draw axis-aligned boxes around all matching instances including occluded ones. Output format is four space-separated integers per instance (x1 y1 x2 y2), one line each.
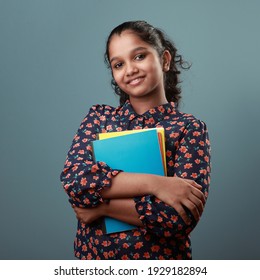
98 127 167 175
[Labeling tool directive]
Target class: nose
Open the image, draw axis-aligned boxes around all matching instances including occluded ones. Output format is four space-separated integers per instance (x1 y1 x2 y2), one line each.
126 62 138 76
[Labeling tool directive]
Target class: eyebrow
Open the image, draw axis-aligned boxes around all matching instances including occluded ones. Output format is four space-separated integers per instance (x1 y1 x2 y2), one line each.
110 47 148 64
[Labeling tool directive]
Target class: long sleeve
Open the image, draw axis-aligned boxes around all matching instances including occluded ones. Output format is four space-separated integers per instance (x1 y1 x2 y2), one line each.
60 105 121 207
134 119 211 238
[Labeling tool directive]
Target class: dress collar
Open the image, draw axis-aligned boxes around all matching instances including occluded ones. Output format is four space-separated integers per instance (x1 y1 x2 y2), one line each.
117 99 176 125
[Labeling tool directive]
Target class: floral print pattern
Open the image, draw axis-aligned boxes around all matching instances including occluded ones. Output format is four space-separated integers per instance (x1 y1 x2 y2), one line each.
60 100 211 260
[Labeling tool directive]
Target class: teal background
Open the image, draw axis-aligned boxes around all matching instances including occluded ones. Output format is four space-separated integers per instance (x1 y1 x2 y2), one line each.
1 0 259 259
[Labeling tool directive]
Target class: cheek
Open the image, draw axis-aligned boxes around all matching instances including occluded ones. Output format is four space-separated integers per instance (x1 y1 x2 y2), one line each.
112 71 123 85
151 63 164 79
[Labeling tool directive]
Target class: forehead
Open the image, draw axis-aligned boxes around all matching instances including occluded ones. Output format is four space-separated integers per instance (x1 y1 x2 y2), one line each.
108 31 154 59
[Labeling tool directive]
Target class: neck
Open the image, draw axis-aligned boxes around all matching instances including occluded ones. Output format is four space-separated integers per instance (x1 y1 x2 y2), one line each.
129 94 168 115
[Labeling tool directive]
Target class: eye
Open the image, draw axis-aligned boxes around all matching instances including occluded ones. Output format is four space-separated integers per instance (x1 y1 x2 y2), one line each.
134 53 146 61
113 62 123 69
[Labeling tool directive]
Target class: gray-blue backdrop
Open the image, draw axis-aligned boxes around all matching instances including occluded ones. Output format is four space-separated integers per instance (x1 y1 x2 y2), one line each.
1 0 259 260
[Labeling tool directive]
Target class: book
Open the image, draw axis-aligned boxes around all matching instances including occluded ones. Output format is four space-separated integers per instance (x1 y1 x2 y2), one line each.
98 127 167 175
91 128 166 234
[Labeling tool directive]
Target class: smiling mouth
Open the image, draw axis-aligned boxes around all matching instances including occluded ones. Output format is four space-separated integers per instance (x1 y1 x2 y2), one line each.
128 77 145 86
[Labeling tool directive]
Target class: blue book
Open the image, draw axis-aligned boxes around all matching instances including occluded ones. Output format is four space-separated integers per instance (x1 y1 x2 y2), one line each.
92 129 165 234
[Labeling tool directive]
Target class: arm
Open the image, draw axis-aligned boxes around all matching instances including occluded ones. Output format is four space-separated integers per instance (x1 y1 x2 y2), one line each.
133 119 211 237
73 168 205 226
60 105 121 207
102 172 204 224
73 198 143 227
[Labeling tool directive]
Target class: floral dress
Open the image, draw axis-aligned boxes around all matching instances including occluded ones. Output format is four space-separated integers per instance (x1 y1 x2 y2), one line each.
60 100 211 260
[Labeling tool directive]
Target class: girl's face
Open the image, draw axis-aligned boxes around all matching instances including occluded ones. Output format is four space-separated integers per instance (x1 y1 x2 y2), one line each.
108 31 170 103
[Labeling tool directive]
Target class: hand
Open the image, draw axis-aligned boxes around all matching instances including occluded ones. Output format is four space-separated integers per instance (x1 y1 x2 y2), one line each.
152 176 206 225
72 204 105 224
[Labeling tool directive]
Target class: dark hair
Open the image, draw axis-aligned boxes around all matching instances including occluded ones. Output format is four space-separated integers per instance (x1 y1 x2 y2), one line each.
104 20 190 107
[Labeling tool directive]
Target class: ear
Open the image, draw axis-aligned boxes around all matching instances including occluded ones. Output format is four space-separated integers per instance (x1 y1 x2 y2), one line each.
162 50 172 72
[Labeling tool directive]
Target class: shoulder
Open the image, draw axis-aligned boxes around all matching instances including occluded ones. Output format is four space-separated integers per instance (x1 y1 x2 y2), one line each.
80 103 123 127
80 103 124 121
169 110 210 150
174 109 208 134
87 104 117 116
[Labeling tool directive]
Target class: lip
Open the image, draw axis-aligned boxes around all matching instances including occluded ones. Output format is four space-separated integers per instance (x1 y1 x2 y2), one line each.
127 76 145 86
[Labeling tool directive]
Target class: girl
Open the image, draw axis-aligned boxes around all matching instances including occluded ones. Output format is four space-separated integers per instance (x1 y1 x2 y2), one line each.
60 21 211 260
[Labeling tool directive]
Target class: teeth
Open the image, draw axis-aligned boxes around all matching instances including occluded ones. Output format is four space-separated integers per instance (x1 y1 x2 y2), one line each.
129 78 142 85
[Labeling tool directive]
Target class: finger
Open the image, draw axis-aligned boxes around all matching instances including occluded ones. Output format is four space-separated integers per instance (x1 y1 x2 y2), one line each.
184 179 202 190
73 206 83 213
191 188 206 205
188 195 204 216
182 199 200 222
76 214 84 223
74 208 83 217
174 204 191 225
